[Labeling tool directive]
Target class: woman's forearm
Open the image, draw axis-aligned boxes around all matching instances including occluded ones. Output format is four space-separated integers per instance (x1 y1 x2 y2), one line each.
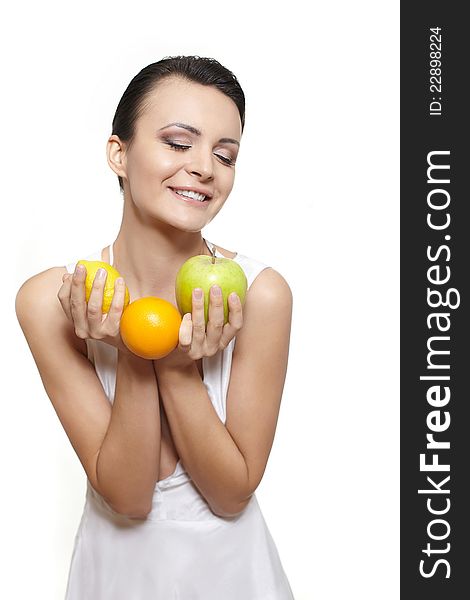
155 362 250 518
96 351 161 518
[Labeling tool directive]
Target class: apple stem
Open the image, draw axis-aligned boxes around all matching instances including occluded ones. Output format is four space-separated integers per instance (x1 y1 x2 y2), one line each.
211 245 216 264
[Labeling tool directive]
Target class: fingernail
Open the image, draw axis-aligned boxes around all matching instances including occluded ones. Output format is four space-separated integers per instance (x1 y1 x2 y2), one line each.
211 285 222 296
229 292 239 302
97 268 107 279
74 264 84 275
194 288 203 299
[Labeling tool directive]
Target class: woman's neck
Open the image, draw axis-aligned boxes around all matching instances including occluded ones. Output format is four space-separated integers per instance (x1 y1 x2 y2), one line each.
111 221 210 301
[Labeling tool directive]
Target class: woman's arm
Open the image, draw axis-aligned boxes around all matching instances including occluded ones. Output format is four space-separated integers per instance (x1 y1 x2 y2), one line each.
15 267 161 518
95 350 161 517
154 267 293 517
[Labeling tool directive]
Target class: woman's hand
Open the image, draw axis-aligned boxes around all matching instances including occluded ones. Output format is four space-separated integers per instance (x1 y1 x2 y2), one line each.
57 264 130 354
155 285 243 370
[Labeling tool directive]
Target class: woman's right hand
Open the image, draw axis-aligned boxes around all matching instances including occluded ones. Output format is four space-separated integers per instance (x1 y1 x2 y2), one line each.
57 264 130 353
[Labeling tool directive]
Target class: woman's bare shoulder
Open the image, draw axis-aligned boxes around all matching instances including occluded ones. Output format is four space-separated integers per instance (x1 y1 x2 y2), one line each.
15 266 86 355
16 266 69 307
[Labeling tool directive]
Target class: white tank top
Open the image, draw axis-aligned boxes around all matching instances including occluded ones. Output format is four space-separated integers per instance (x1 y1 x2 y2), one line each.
63 239 294 600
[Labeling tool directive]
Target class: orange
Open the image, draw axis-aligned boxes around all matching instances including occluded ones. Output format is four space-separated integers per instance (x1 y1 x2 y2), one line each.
120 297 182 359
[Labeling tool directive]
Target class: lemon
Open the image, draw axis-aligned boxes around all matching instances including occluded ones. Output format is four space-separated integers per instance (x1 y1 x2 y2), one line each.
76 260 130 314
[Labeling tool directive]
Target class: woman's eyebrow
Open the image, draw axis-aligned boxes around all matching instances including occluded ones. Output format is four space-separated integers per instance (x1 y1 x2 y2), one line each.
158 122 240 147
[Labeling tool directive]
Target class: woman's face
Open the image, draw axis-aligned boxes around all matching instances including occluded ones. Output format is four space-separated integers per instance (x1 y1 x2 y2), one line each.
112 76 242 232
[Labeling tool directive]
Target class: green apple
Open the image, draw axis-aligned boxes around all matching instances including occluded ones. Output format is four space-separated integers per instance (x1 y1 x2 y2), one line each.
175 251 247 324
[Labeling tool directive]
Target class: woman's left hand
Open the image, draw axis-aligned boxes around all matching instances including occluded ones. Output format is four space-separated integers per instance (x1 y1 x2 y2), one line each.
155 286 243 370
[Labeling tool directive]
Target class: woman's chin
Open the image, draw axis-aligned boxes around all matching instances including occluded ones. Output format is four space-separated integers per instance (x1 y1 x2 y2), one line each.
155 213 208 234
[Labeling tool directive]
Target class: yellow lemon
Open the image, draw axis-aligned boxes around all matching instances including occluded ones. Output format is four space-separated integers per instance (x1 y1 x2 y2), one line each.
76 260 130 314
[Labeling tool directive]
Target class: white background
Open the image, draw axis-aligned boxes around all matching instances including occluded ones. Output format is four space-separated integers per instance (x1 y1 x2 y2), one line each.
1 1 399 598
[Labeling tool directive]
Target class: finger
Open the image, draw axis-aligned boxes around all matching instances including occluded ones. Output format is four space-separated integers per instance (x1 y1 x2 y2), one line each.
57 273 73 320
218 292 243 350
70 264 88 338
87 268 107 335
191 288 206 351
205 285 224 355
102 277 126 336
178 313 193 353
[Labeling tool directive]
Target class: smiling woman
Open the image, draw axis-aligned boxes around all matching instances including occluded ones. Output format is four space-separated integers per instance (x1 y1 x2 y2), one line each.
15 56 294 600
109 74 242 234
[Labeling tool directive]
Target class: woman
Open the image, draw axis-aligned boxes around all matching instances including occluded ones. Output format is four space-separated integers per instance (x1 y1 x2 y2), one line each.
15 56 294 599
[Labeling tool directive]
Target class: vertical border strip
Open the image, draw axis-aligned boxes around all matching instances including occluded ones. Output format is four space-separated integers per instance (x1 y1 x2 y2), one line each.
401 3 469 597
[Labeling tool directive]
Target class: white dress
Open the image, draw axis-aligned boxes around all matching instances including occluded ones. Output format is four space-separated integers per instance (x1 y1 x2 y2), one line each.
63 239 294 600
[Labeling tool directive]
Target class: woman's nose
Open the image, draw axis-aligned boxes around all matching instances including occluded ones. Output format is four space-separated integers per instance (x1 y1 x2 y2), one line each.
185 149 214 180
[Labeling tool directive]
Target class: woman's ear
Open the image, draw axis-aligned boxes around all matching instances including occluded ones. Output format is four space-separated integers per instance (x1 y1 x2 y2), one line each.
107 135 127 180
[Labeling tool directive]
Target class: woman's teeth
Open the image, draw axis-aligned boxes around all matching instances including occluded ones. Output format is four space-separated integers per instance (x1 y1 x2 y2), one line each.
174 189 207 202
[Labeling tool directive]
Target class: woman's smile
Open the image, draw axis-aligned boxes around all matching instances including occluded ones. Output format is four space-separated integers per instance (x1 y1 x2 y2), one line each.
168 186 212 208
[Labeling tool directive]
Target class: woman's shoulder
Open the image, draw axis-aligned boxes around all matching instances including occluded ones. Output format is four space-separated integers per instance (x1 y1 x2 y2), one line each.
16 265 68 305
15 266 86 354
246 266 292 312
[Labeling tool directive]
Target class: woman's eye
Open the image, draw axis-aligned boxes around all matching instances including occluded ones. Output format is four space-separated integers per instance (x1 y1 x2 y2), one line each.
215 154 234 165
165 141 191 151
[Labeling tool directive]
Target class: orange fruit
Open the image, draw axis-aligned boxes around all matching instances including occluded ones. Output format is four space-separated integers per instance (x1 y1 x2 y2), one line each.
120 297 182 359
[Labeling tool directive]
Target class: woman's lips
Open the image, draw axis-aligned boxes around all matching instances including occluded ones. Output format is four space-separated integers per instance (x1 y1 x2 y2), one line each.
169 188 211 207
